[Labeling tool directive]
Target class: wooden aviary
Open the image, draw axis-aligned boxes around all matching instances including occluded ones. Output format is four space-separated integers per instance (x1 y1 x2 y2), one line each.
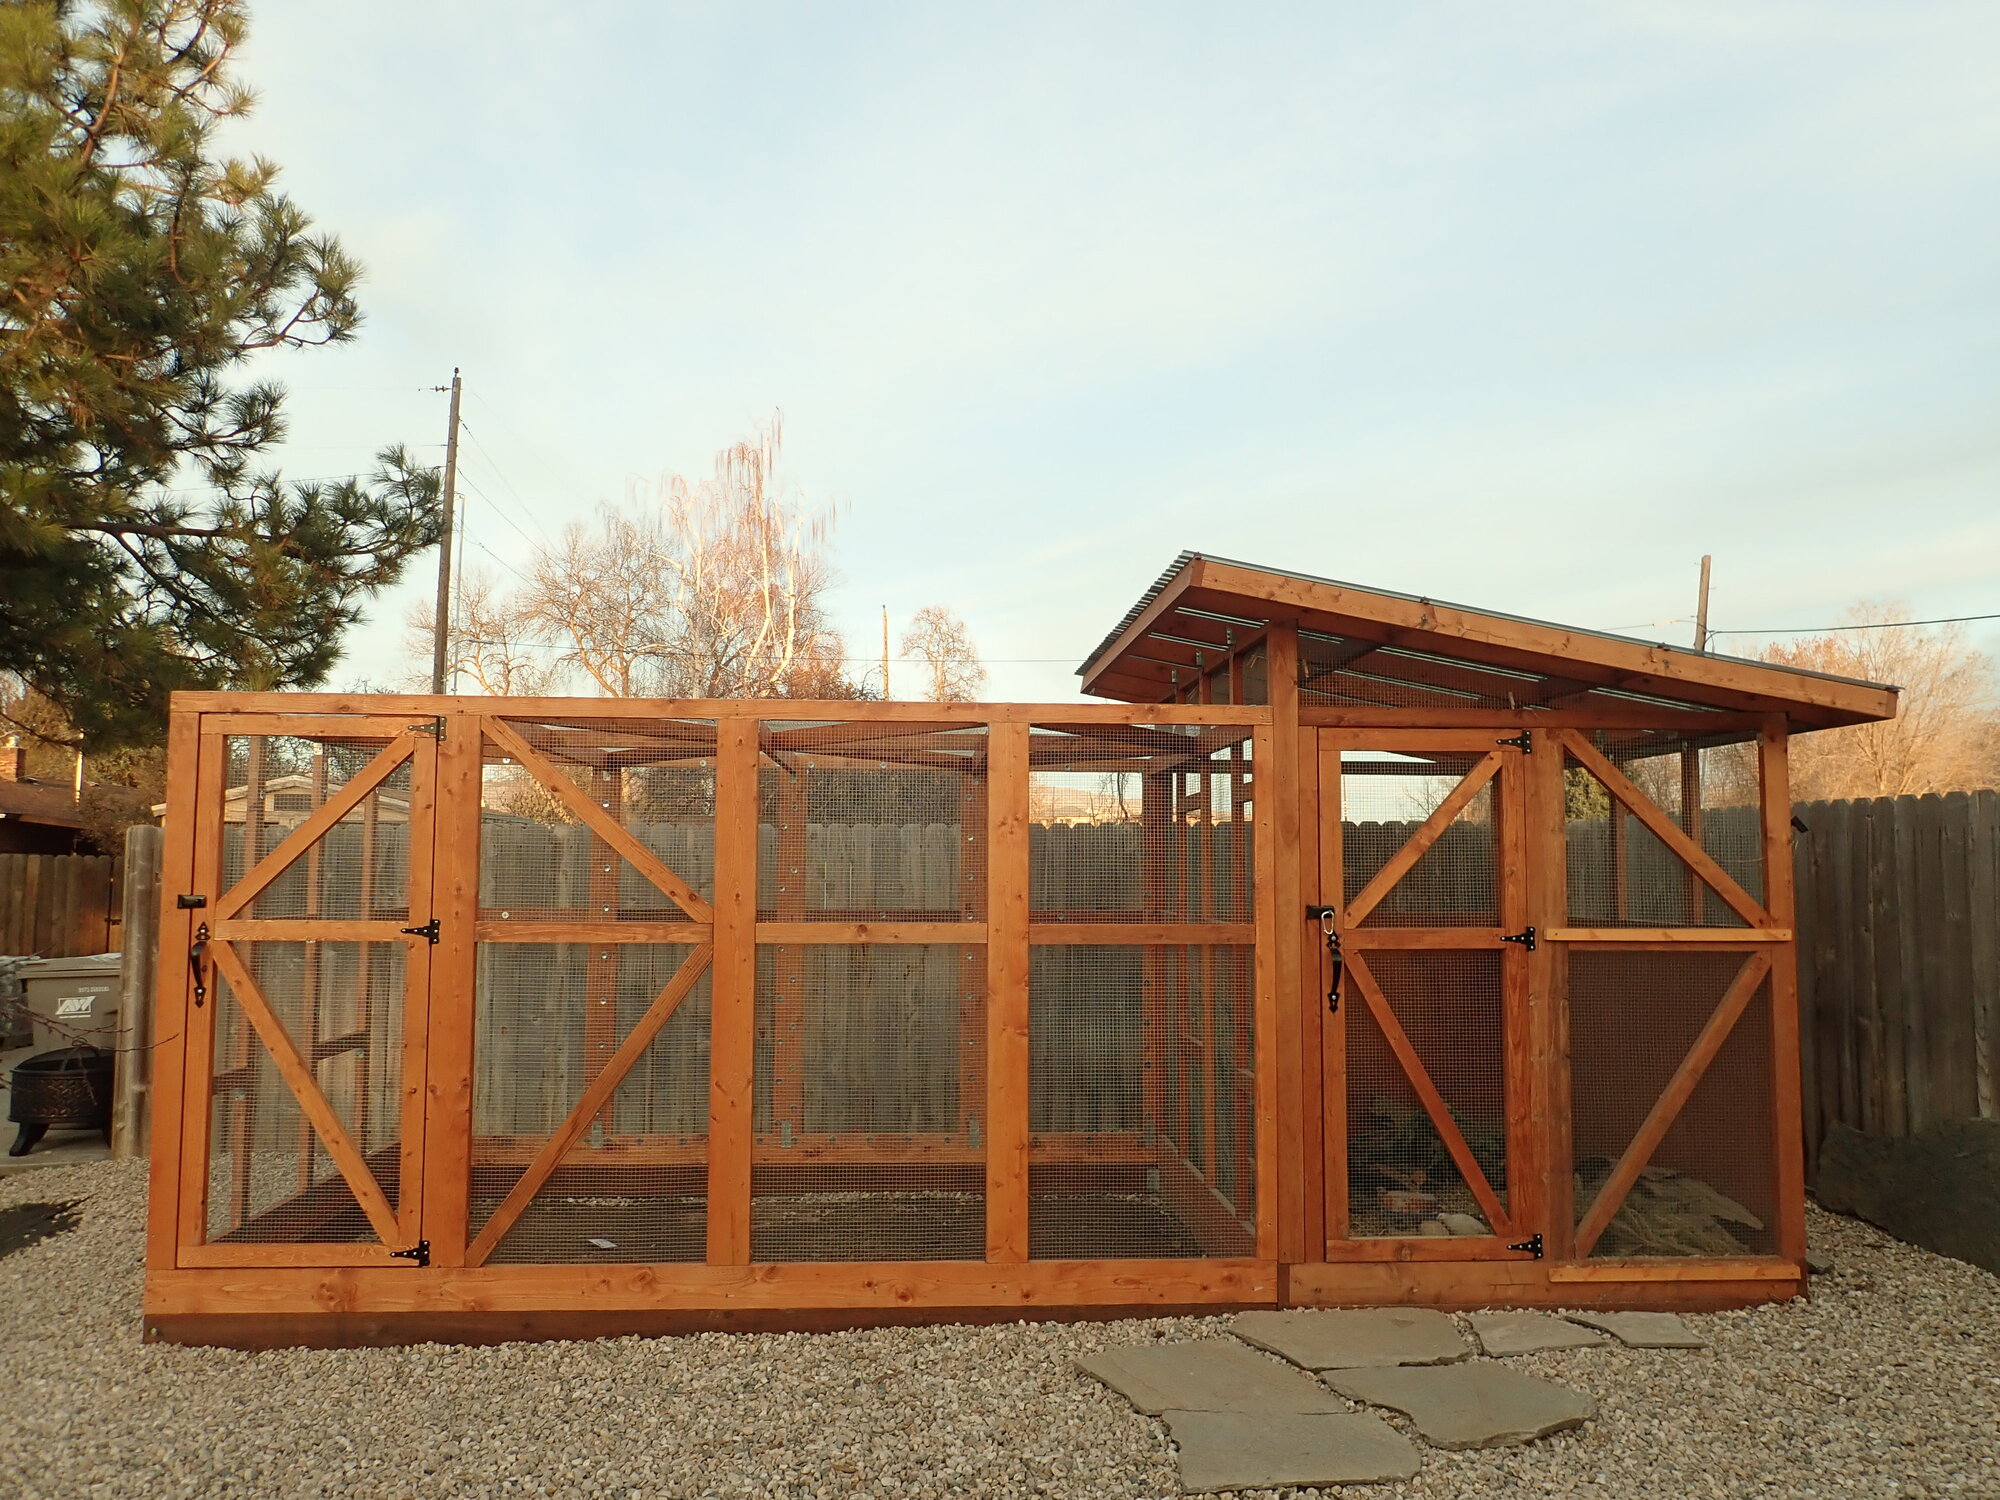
142 554 1898 1347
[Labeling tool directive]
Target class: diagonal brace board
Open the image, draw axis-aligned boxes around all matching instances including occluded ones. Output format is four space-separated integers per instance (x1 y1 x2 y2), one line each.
1342 752 1502 926
206 940 403 1245
214 734 416 920
1559 730 1770 928
466 941 716 1266
1573 949 1774 1257
485 717 716 923
1345 950 1513 1235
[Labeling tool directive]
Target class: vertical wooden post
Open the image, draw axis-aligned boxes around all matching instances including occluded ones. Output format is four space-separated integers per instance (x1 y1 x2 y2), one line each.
422 713 483 1267
959 748 987 1143
1315 735 1345 1250
707 717 759 1265
172 726 228 1255
985 720 1031 1263
113 824 162 1160
772 769 807 1135
1497 746 1535 1235
1140 773 1167 1145
1528 737 1574 1259
1760 717 1807 1264
395 731 439 1246
583 768 622 1100
1264 623 1306 1267
146 708 203 1273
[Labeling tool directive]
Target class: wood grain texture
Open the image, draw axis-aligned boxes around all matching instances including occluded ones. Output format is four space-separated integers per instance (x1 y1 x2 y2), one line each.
984 722 1032 1264
706 719 759 1265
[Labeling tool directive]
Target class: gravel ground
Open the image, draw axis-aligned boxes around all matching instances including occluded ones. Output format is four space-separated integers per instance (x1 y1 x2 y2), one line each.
2 1160 1996 1500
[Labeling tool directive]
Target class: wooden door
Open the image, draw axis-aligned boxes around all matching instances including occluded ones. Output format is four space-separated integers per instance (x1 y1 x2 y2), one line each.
176 717 438 1267
1315 730 1539 1261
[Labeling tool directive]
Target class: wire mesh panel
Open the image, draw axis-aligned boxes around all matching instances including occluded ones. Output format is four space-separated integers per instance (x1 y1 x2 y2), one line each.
219 735 413 921
1028 944 1255 1259
1029 725 1254 922
1344 950 1508 1237
750 943 983 1261
1341 750 1497 927
480 718 719 926
1568 949 1776 1258
1564 735 1764 928
757 722 988 919
469 942 712 1264
205 941 404 1244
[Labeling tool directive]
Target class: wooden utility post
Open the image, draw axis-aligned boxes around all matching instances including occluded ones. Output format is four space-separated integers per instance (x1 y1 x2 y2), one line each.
429 369 463 695
1693 554 1712 651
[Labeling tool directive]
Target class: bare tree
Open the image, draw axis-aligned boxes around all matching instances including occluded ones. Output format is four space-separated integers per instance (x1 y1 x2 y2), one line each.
508 418 859 699
899 605 988 702
1763 601 2000 801
405 568 559 696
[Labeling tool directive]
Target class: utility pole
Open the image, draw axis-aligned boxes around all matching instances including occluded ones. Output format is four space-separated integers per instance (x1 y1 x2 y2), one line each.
881 606 891 700
429 369 463 694
1693 555 1712 651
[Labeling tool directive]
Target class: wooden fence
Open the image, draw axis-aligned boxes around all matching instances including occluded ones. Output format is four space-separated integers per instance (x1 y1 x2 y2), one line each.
0 852 124 958
1795 789 2000 1180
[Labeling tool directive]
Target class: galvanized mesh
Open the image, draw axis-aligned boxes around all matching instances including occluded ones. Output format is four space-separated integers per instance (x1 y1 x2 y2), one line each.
480 718 718 926
756 722 987 920
1029 944 1255 1259
1029 725 1254 922
220 735 413 921
1564 735 1763 928
469 942 712 1264
1568 949 1776 1258
205 940 404 1244
1340 750 1497 926
1344 949 1508 1238
750 943 984 1261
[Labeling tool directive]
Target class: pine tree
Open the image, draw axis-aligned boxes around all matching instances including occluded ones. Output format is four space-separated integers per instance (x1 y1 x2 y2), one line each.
0 1 440 749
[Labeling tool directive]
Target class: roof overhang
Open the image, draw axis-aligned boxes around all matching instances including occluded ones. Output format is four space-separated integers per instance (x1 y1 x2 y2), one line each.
1078 553 1899 730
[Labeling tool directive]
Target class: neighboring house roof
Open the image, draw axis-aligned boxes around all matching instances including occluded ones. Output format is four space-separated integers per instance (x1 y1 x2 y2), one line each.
0 779 84 830
151 773 413 826
1078 551 1900 729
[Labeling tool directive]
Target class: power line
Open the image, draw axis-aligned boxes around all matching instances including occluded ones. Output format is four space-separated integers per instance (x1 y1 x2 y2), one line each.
1709 612 2000 637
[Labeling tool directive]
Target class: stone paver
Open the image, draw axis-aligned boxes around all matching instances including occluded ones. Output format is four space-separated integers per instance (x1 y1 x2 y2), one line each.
1232 1307 1468 1369
1162 1410 1422 1492
1324 1364 1595 1450
1468 1310 1612 1356
1076 1340 1348 1416
1563 1310 1708 1349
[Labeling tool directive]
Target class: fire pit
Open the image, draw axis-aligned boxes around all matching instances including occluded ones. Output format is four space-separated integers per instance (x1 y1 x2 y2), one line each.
7 1047 113 1156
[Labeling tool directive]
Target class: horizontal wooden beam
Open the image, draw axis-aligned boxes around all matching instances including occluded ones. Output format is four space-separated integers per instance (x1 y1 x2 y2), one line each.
179 693 1271 726
1544 927 1791 944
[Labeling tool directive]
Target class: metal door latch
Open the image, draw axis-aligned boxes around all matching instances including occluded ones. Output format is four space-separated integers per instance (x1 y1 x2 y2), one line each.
390 1241 430 1266
400 919 441 944
1496 730 1533 752
1307 906 1343 1013
1500 926 1537 952
1508 1234 1544 1259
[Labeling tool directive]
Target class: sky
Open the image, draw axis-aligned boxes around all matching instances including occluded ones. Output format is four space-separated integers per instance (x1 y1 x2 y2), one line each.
225 0 2000 700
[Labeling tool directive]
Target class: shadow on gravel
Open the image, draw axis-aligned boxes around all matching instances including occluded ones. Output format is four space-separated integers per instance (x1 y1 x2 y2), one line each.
0 1199 82 1260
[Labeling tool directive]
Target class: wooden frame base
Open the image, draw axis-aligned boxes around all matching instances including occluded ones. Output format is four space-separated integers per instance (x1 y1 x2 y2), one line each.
142 1254 1801 1348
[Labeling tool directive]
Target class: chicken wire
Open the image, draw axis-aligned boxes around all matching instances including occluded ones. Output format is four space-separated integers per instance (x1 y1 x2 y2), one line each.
1029 944 1255 1259
1568 948 1776 1258
470 942 712 1264
1029 724 1254 923
220 735 412 922
205 941 404 1244
1344 949 1509 1238
1564 734 1765 928
751 943 984 1262
479 718 719 926
1339 750 1498 927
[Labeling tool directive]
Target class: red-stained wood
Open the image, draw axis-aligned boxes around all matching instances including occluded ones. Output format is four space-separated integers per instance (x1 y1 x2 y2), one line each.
1527 742 1574 1262
147 708 204 1272
984 721 1032 1263
1572 951 1774 1257
213 735 416 920
706 720 759 1265
1264 624 1306 1266
1496 737 1536 1243
1759 717 1808 1265
467 943 717 1266
484 717 715 923
423 713 483 1267
1317 738 1348 1250
1560 730 1771 928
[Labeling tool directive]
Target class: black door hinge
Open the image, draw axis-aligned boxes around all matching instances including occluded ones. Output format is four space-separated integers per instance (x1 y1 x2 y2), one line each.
400 919 441 944
1496 730 1533 752
408 717 444 738
390 1240 430 1266
1500 926 1537 952
1508 1233 1544 1259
